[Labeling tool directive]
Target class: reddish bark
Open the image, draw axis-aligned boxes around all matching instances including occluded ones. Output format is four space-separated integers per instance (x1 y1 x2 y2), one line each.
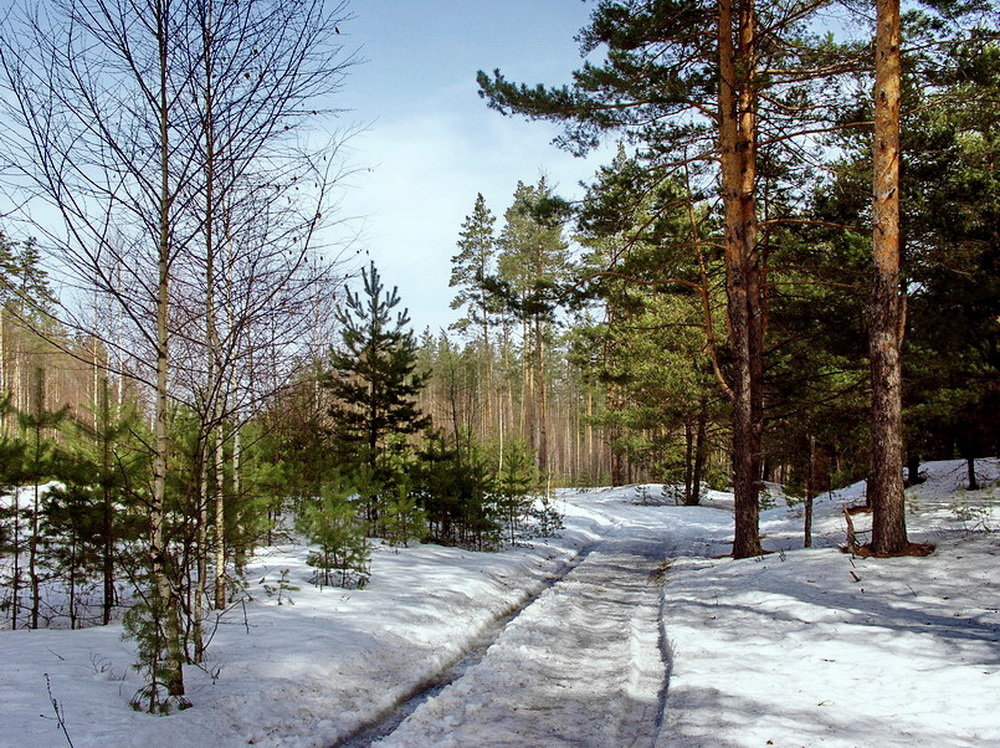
719 0 764 558
867 0 909 556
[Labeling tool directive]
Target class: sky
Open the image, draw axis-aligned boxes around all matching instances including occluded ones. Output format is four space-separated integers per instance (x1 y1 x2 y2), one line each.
331 0 608 333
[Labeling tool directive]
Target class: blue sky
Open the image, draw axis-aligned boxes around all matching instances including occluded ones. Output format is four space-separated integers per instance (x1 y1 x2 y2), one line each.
333 0 608 333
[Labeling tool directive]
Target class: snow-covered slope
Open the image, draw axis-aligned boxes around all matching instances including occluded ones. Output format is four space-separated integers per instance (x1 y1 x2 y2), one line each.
661 458 1000 747
1 458 997 747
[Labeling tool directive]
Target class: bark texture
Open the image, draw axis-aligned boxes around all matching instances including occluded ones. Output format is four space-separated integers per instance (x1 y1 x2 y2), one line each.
153 0 185 696
868 0 909 555
719 0 764 558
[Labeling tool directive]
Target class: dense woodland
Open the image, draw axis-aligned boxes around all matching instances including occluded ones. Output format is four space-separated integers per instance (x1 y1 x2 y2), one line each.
0 0 996 713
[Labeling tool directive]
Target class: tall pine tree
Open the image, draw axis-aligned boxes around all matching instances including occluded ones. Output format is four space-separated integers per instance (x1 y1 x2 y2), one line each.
450 193 501 447
477 0 858 556
450 193 500 342
496 178 570 474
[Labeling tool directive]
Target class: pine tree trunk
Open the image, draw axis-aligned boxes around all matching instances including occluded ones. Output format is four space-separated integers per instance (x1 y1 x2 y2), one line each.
586 391 595 482
905 452 921 486
684 421 694 504
692 402 708 506
719 0 763 558
13 345 22 417
966 455 978 491
536 321 548 474
868 0 908 555
804 435 815 548
482 316 493 449
0 307 6 436
521 317 532 449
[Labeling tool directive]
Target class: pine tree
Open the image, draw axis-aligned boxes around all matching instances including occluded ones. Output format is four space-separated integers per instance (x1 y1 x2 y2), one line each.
901 34 1000 493
816 8 997 551
450 193 500 341
574 158 727 499
495 178 570 475
0 392 26 628
867 0 910 555
61 376 150 625
324 263 430 526
476 0 862 556
450 195 501 448
18 367 69 629
296 479 370 589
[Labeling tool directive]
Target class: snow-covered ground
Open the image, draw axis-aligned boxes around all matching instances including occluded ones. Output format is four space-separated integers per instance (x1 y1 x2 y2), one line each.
2 458 998 747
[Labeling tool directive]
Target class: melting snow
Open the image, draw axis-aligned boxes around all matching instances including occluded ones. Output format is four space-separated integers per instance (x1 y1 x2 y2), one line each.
1 459 997 747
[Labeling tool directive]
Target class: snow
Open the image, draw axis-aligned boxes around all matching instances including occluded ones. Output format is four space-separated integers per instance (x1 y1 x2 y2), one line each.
2 458 998 747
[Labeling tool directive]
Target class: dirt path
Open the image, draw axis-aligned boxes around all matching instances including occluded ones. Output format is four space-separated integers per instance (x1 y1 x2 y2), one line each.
371 531 673 747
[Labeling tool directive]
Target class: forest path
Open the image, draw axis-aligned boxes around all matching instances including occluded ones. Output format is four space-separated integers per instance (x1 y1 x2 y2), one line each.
372 525 673 747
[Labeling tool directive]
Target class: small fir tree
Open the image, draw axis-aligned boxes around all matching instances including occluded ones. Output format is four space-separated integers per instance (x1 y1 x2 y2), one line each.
489 439 540 545
412 434 500 549
381 484 428 549
121 585 192 714
296 480 370 589
324 262 430 527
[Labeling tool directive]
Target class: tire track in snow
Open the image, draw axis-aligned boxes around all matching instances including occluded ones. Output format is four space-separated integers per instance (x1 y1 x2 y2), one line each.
334 541 603 747
363 531 674 747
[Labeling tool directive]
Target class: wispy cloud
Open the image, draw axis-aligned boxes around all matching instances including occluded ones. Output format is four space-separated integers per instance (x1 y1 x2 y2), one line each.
338 107 606 332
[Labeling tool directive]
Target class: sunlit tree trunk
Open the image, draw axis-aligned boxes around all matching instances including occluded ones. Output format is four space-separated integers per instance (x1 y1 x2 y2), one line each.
719 0 764 558
193 460 208 661
868 0 908 554
213 425 226 608
232 425 246 576
152 0 185 697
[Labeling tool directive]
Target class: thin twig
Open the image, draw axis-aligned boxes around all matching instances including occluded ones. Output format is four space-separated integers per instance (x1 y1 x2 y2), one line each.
43 673 75 748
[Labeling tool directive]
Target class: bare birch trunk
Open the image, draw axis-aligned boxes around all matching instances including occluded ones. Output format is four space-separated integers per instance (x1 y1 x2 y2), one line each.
153 0 185 697
232 426 245 576
213 426 226 608
193 461 208 662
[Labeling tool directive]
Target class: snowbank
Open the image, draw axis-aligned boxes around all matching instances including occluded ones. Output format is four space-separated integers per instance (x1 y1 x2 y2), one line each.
1 458 996 747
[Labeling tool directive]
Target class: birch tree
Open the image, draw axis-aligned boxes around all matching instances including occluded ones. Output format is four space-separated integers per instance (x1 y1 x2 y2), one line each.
1 0 352 705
